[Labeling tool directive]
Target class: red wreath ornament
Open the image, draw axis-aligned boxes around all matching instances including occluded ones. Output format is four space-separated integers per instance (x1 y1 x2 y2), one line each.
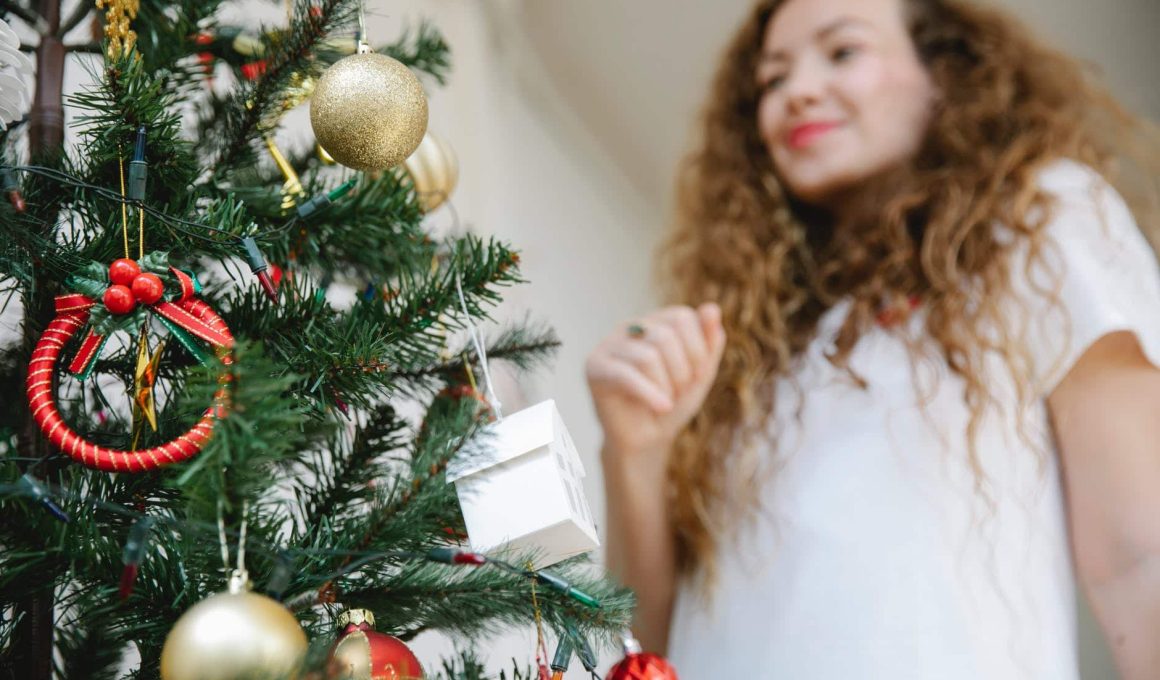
25 254 234 472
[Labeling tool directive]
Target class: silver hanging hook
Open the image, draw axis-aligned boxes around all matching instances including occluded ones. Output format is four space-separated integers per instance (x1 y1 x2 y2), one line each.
216 499 230 576
356 0 370 53
219 499 253 593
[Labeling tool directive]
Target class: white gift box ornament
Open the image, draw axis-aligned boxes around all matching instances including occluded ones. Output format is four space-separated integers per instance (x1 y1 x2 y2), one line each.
447 399 599 570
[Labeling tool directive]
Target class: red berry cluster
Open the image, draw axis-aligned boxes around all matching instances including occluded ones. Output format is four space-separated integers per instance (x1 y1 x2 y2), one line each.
103 259 165 315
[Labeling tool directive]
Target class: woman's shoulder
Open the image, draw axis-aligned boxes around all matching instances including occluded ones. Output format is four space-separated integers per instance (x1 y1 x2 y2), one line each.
1030 158 1141 246
1034 157 1107 196
1008 158 1160 394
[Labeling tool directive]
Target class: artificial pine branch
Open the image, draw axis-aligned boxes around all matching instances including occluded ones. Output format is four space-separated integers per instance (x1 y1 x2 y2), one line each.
211 0 358 174
381 22 452 86
388 323 561 398
339 558 633 643
294 405 410 532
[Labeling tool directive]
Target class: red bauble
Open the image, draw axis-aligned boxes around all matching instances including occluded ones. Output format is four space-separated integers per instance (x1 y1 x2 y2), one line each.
108 258 141 286
131 272 165 304
606 653 678 680
328 609 423 679
606 637 678 680
103 285 137 315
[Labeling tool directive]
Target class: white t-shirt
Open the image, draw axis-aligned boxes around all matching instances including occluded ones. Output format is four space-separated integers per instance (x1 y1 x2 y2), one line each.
667 160 1160 679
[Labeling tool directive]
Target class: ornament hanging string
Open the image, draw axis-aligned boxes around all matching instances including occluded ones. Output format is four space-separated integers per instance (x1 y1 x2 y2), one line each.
529 562 551 677
117 155 147 258
217 501 231 576
446 198 501 418
217 500 251 579
138 191 145 259
463 353 478 393
356 0 367 47
455 269 502 420
118 156 131 258
237 501 249 572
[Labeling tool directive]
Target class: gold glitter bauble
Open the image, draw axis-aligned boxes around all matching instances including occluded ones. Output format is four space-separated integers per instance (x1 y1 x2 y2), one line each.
403 131 458 213
160 574 308 680
310 53 428 171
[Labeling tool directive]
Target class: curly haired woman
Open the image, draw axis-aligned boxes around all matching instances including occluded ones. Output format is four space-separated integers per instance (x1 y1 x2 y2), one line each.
585 0 1160 677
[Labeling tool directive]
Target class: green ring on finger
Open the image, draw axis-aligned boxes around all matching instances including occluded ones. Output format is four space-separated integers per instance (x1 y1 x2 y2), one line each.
626 323 646 339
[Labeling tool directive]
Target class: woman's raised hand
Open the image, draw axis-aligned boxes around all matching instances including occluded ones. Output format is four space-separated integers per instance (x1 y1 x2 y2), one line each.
585 303 726 459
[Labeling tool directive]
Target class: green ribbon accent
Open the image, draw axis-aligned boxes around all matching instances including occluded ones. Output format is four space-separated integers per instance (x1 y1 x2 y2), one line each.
183 270 203 295
156 315 211 365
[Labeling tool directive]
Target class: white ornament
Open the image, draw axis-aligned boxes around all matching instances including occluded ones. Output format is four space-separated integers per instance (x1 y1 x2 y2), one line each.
447 399 599 569
0 18 32 130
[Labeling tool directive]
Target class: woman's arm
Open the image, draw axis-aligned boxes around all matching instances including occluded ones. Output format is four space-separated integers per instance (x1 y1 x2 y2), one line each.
586 304 726 654
603 443 678 654
1049 330 1160 679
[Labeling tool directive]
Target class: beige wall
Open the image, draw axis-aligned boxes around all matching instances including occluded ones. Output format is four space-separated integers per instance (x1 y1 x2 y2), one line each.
1004 0 1160 116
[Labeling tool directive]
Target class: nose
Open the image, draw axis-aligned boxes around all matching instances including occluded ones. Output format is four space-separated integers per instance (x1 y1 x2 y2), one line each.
781 58 825 113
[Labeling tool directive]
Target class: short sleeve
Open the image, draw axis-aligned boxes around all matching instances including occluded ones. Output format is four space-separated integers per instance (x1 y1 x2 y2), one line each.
1010 160 1160 395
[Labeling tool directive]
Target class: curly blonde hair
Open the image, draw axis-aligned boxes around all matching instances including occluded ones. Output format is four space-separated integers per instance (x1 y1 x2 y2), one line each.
662 0 1160 586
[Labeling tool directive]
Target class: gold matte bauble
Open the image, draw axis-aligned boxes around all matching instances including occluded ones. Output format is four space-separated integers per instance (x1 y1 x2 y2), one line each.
310 52 428 171
160 574 308 680
403 131 458 213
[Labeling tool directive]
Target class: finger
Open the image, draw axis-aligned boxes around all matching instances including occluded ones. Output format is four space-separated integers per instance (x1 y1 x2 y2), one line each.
595 357 674 413
637 318 693 391
657 306 709 377
609 340 674 398
698 303 726 360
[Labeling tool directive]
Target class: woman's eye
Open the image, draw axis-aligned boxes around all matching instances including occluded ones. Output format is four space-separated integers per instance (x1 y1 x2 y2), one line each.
832 45 860 62
762 75 787 92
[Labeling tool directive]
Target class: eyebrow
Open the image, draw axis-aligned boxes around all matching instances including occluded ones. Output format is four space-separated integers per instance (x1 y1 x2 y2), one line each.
758 17 872 64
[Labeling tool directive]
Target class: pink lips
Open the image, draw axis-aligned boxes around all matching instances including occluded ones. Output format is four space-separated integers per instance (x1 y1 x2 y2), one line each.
787 121 842 149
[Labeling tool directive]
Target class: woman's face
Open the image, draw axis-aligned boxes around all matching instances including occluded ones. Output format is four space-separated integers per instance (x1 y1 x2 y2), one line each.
756 0 937 205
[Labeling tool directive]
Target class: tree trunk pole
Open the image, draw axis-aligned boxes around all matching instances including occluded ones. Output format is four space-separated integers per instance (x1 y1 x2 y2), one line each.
28 0 65 156
3 2 66 679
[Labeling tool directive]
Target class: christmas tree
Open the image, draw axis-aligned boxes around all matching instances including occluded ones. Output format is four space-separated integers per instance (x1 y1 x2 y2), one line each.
0 1 633 678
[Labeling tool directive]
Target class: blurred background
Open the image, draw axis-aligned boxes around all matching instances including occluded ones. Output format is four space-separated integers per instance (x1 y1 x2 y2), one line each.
351 1 1156 677
370 0 1156 676
32 0 1160 676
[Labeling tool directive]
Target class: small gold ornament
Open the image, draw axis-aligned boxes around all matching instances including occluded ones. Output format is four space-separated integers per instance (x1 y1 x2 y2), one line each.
95 0 140 59
160 570 308 680
317 143 337 165
310 49 428 172
403 131 458 213
265 136 306 211
131 332 164 445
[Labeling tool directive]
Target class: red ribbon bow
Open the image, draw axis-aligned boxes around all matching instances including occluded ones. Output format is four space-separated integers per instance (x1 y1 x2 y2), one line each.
64 267 233 376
